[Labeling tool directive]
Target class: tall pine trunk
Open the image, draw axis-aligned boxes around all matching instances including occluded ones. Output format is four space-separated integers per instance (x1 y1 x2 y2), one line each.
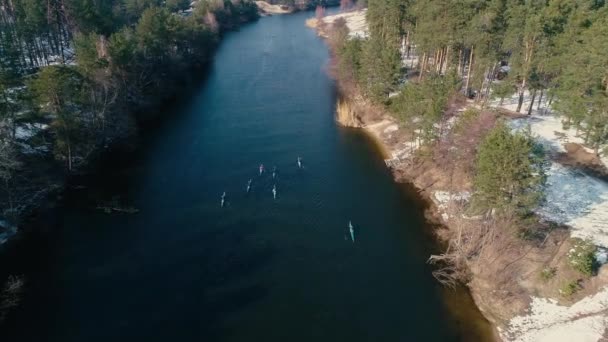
477 66 489 103
418 52 426 81
405 31 411 58
527 89 537 115
516 77 526 113
457 48 462 76
68 143 72 172
482 63 498 108
464 47 473 96
443 46 450 74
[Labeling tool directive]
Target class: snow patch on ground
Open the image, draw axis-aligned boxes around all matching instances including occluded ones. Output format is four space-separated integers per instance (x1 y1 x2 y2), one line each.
493 92 606 163
568 199 608 247
15 123 48 140
434 191 471 207
503 287 608 342
485 81 608 342
321 9 368 38
538 163 608 247
510 114 586 154
596 248 608 265
433 191 471 221
497 96 608 248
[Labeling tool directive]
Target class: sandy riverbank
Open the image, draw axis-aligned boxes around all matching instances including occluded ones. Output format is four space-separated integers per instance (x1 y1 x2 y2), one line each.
255 1 293 15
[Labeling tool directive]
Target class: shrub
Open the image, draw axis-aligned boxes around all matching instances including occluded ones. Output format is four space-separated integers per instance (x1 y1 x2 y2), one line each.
471 122 546 217
568 239 597 276
559 280 580 297
540 267 556 282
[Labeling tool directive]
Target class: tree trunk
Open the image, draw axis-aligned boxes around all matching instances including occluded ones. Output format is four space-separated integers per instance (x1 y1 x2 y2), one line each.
419 52 426 81
435 49 442 72
418 51 424 70
457 48 462 76
477 67 489 103
442 46 450 74
527 89 537 115
464 47 474 96
516 91 524 112
67 142 72 171
482 62 499 108
516 77 527 113
537 89 544 110
405 30 410 58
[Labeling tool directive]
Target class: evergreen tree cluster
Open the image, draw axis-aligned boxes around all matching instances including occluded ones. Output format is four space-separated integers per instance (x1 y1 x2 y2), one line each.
0 0 259 173
472 122 546 217
332 0 608 154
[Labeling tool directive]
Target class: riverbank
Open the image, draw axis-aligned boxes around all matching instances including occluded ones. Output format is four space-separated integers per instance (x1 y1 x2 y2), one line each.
256 1 293 15
313 9 608 342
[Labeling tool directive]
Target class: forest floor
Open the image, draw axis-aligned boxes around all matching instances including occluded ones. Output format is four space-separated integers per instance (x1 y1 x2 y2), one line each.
316 9 608 342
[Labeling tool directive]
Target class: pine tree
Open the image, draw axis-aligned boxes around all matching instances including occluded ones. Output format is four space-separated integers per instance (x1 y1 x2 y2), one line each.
29 66 85 171
472 122 546 216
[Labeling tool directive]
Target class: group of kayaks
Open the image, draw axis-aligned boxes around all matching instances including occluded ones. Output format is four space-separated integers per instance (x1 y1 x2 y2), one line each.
220 156 356 243
221 157 302 206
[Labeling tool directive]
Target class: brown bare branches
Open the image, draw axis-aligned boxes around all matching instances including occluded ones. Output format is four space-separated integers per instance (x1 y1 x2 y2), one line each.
429 201 525 288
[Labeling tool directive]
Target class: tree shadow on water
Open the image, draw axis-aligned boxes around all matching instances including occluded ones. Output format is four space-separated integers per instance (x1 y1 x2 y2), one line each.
0 217 277 342
159 219 276 341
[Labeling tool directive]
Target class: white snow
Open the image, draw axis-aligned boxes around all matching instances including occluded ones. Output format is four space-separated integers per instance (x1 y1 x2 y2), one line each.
494 91 606 162
486 78 608 342
502 287 608 342
596 248 608 265
510 113 589 154
321 9 369 38
15 123 49 140
535 163 608 247
568 199 608 246
434 191 471 206
433 191 471 221
495 96 608 248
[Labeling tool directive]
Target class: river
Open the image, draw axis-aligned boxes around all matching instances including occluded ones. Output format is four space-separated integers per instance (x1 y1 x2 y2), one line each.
1 10 492 342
